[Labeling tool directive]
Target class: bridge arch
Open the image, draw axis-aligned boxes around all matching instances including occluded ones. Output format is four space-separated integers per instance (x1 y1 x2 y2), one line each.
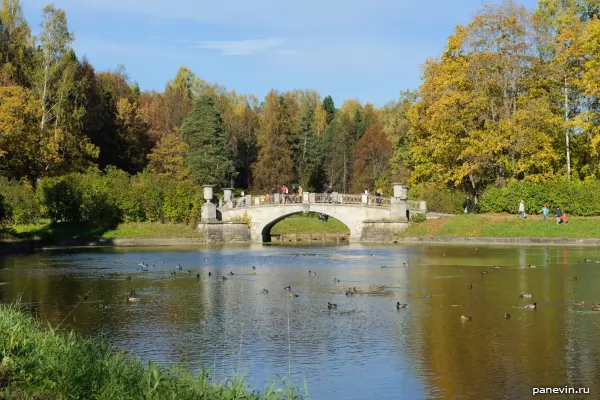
220 203 392 243
260 211 351 242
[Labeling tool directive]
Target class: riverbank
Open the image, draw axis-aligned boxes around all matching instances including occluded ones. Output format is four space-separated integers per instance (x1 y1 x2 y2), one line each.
0 303 302 400
403 214 600 239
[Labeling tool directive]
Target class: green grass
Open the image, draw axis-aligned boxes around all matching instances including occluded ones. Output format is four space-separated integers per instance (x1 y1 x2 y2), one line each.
270 213 350 235
0 302 305 400
1 221 203 246
102 222 203 239
402 214 600 238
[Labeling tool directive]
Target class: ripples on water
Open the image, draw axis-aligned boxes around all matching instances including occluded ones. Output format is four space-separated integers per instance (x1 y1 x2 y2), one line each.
2 244 600 399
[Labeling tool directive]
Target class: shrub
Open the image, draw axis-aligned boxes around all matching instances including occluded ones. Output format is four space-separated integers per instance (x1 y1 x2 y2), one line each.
408 183 467 214
0 179 40 224
39 175 83 223
38 171 120 226
479 179 600 216
410 212 427 223
163 181 196 223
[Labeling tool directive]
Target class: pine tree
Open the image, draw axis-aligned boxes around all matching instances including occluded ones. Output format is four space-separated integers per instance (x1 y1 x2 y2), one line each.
180 94 236 186
322 95 336 124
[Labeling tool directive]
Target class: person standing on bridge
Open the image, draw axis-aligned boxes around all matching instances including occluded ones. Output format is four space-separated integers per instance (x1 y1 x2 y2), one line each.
324 185 333 203
281 185 289 203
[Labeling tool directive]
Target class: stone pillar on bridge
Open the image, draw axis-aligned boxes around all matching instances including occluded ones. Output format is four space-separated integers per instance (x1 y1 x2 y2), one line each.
201 185 217 221
274 193 280 204
361 193 369 204
223 188 234 209
303 192 309 203
390 183 409 222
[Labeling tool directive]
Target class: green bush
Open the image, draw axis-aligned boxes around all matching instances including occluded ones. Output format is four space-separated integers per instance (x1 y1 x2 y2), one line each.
17 169 203 227
479 180 600 216
38 171 120 226
409 212 427 223
408 183 467 214
0 179 40 224
39 175 83 223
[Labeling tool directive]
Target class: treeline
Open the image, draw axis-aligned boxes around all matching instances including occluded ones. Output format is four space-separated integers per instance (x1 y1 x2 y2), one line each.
1 0 600 218
0 169 202 226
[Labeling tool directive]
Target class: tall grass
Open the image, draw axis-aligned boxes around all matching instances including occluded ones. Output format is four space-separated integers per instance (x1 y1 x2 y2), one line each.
0 302 306 399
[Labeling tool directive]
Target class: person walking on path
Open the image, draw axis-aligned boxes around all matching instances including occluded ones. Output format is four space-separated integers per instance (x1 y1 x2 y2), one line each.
464 197 472 214
539 204 549 221
553 207 562 224
518 200 526 218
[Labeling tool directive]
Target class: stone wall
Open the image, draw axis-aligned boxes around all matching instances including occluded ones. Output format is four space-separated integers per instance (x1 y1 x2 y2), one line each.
197 222 251 243
360 221 409 242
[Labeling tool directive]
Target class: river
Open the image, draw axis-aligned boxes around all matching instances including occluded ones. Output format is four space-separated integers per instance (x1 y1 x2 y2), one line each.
1 244 599 399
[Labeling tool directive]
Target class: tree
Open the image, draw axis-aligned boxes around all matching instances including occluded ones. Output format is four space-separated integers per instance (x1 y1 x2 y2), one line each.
164 66 203 133
322 95 336 123
38 4 73 131
180 94 235 186
115 97 150 172
329 111 358 192
410 1 561 197
386 91 417 182
351 123 393 192
252 90 294 191
0 86 56 183
147 132 190 180
0 0 31 86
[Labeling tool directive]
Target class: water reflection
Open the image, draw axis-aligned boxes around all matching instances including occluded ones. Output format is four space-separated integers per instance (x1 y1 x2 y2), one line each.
1 244 600 399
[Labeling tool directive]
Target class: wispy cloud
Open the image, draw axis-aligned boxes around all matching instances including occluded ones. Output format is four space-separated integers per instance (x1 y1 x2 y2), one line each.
198 37 282 56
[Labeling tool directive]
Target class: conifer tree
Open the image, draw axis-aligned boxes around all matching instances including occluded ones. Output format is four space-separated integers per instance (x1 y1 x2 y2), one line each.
180 94 235 186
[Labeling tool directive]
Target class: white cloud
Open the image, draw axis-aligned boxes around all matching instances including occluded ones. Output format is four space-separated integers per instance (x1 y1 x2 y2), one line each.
198 37 282 56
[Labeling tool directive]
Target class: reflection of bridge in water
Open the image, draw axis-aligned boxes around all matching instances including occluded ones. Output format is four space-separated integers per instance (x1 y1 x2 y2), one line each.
199 184 427 243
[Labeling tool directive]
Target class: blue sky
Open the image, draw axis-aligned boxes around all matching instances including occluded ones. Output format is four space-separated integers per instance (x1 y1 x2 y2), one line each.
23 0 538 107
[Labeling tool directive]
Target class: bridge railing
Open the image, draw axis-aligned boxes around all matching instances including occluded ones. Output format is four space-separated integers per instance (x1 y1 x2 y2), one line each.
241 192 395 208
406 200 427 213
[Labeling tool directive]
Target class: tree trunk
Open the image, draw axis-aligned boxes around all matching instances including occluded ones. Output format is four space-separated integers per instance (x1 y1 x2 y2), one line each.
41 61 49 130
564 75 571 181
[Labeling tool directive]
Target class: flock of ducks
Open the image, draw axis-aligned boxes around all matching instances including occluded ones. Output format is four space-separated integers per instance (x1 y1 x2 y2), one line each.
95 255 600 319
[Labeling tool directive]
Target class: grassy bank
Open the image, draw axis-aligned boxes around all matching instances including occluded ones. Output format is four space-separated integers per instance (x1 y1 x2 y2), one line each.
0 221 203 246
403 214 600 238
0 303 303 399
270 214 349 235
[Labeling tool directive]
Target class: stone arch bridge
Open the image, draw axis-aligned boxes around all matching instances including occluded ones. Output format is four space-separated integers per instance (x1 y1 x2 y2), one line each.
199 185 427 243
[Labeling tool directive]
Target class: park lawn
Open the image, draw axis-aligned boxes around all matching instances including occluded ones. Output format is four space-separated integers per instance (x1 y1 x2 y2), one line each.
403 214 600 238
271 213 350 234
2 221 202 244
101 222 203 239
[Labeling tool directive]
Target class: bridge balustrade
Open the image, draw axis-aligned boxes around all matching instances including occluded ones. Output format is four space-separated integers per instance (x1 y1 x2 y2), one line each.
238 193 395 208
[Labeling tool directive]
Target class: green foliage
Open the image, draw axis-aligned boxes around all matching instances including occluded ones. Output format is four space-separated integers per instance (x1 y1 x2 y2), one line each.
479 180 600 216
271 213 349 234
0 302 304 400
231 211 252 227
38 171 120 226
0 193 5 224
408 183 467 214
181 94 236 186
0 179 40 224
410 213 427 223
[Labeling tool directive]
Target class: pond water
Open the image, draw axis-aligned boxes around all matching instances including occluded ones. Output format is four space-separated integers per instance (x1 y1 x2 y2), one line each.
1 244 600 399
